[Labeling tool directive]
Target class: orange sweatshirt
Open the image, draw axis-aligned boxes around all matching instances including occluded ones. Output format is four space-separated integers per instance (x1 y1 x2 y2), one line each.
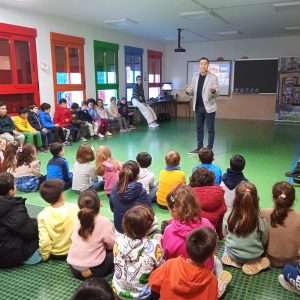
149 256 218 300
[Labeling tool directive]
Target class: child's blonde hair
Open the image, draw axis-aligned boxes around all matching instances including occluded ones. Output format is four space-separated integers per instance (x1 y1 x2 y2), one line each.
95 145 113 176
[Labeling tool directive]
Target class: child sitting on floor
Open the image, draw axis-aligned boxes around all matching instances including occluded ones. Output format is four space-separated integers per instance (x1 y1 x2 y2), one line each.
112 205 164 300
38 180 78 261
71 278 114 300
261 182 300 267
110 160 151 233
190 168 226 238
136 152 157 202
221 154 247 209
72 144 101 192
279 260 300 296
193 147 222 185
47 143 73 189
0 172 40 267
96 145 122 201
14 144 44 193
67 190 115 280
149 228 219 300
222 181 270 275
1 142 18 173
156 150 185 208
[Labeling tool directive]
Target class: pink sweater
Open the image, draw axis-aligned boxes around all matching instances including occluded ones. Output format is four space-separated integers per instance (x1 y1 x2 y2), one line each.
67 214 115 268
102 160 122 194
162 218 215 270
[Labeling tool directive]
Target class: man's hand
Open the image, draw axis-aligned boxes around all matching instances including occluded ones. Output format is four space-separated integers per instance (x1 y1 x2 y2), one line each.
42 128 48 133
185 86 193 95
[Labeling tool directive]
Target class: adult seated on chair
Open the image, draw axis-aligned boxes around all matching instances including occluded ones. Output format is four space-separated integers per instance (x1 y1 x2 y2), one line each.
132 75 159 128
0 102 25 146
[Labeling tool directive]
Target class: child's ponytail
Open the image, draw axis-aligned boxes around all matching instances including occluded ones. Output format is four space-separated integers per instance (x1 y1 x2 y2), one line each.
77 190 100 240
271 182 295 227
117 160 139 193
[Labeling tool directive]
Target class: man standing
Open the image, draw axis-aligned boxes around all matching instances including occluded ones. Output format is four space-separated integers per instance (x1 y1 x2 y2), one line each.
186 57 219 153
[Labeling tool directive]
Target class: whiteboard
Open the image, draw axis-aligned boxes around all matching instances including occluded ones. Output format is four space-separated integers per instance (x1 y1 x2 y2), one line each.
187 60 232 96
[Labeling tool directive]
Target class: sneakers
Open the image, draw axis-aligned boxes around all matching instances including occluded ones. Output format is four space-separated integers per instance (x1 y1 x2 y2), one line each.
149 122 159 128
188 148 200 154
63 141 72 146
218 271 232 298
80 137 88 142
221 255 242 269
106 131 112 136
278 274 300 296
285 162 300 177
98 133 104 138
242 257 270 275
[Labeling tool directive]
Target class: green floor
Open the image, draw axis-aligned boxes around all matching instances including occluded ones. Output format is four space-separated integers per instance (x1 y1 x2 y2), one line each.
1 119 299 300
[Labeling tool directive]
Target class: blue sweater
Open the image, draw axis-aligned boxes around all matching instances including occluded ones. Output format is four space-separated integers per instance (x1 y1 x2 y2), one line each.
110 181 151 233
47 156 73 188
193 163 222 185
39 111 55 129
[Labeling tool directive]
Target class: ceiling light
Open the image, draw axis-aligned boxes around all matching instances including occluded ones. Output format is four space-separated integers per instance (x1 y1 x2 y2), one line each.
285 26 300 30
104 18 138 26
273 1 300 8
217 30 239 35
179 11 207 20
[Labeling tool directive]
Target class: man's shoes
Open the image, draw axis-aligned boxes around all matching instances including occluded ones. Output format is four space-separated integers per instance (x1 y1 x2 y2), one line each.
188 148 200 154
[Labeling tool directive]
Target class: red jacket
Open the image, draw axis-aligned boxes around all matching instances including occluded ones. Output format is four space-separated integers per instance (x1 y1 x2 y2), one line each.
149 257 218 300
192 186 226 238
54 105 72 127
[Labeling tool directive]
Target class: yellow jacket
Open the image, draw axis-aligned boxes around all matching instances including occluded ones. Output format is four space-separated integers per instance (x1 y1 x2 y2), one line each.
37 203 78 261
156 169 186 207
13 116 35 133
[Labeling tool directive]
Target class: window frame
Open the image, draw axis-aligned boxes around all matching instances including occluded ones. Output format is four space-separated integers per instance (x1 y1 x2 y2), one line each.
148 49 162 98
50 32 86 108
93 40 119 103
0 22 40 113
124 46 143 101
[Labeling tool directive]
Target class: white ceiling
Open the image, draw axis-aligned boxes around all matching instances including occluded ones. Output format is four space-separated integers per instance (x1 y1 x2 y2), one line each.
1 0 300 42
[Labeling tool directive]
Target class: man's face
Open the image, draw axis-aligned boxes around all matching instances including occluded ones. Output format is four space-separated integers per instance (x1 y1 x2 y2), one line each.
61 102 67 108
21 112 29 119
137 77 142 84
199 59 209 74
32 107 39 114
0 105 7 117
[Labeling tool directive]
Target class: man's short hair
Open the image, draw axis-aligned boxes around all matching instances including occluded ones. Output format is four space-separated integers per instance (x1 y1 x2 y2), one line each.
199 57 209 64
18 107 29 115
186 227 217 264
40 180 65 204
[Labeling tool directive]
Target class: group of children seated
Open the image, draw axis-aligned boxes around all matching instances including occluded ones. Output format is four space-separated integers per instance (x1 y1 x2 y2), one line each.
0 135 299 299
0 96 134 152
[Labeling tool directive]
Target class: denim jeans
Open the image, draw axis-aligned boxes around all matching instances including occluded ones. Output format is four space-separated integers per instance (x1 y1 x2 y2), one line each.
195 107 216 149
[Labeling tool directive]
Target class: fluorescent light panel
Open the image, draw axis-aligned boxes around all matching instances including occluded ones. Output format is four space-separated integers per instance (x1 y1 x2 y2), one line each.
104 18 138 25
273 1 300 8
285 26 300 30
217 30 239 35
179 11 207 17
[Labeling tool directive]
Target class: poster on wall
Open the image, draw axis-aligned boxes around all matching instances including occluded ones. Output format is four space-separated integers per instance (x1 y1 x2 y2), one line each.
276 57 300 122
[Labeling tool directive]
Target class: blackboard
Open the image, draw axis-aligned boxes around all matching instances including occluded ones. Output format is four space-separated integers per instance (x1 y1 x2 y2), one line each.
234 59 279 93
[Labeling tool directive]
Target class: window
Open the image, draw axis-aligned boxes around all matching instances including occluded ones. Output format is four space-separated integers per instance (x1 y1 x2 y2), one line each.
125 46 143 101
148 50 162 99
50 32 85 107
0 22 39 114
94 40 119 105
